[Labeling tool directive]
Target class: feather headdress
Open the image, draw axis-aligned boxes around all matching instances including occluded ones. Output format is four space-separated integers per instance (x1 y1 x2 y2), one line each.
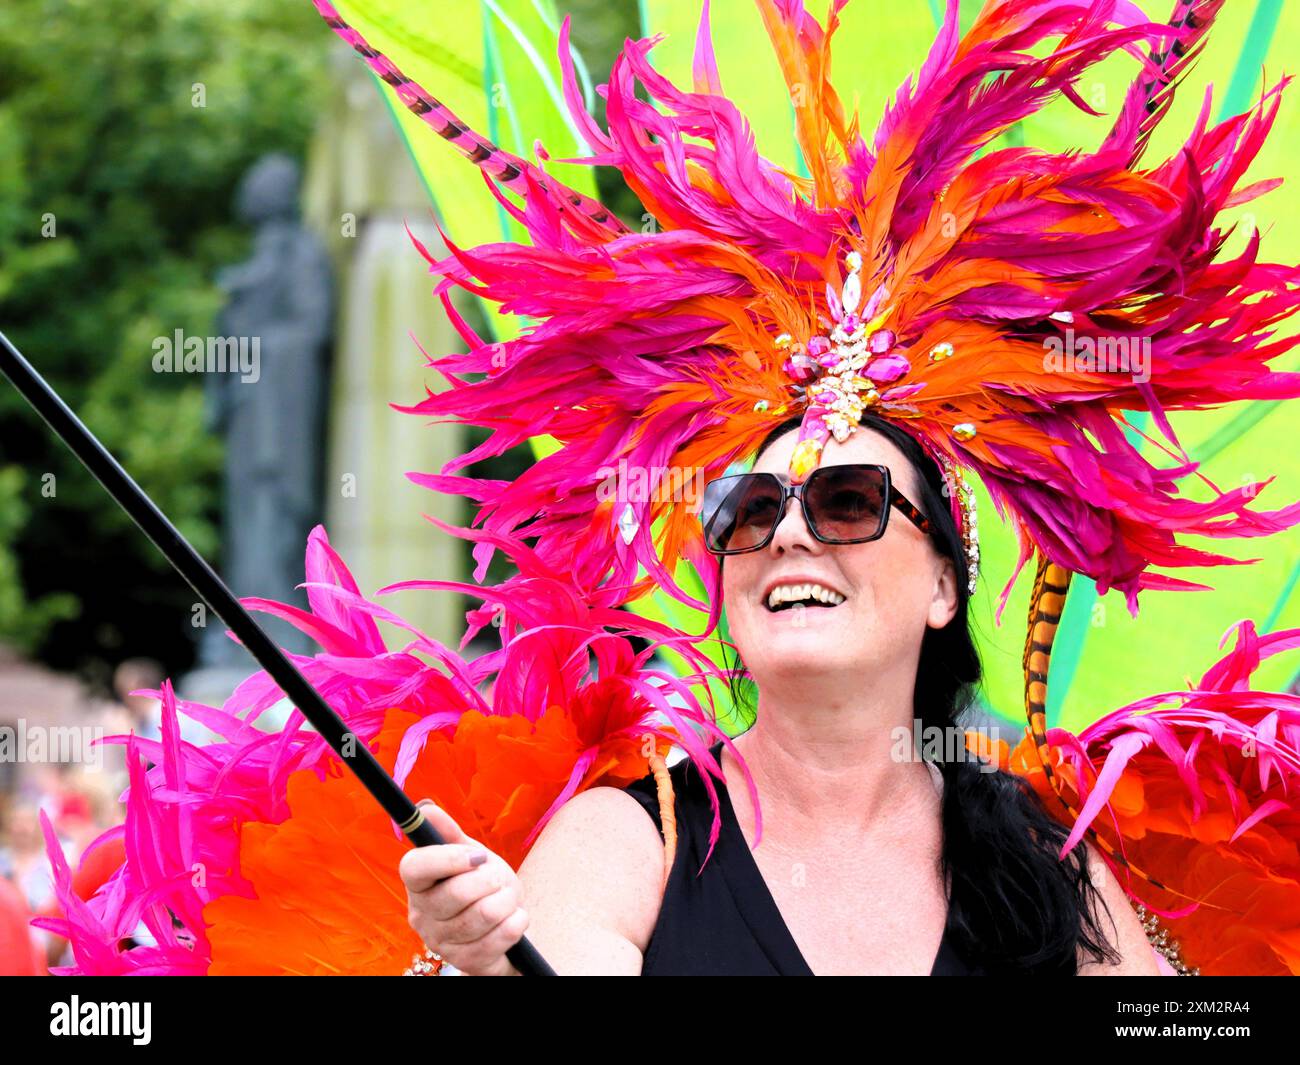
316 0 1300 630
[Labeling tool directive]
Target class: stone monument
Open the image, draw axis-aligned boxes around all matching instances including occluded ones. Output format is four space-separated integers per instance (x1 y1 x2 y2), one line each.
192 153 333 684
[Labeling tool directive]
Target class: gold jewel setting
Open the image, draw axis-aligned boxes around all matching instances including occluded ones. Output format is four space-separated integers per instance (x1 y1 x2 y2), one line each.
402 947 446 976
1135 904 1198 976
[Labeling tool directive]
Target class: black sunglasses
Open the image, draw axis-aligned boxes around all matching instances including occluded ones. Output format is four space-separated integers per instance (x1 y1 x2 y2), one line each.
699 463 932 555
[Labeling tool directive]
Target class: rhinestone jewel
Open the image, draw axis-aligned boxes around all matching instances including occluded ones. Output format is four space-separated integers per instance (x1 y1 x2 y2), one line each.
403 948 445 976
841 271 862 315
938 456 980 596
864 353 909 384
617 504 639 545
1134 904 1198 976
952 422 977 441
869 329 896 355
777 249 915 466
788 438 817 480
784 353 818 383
929 341 954 361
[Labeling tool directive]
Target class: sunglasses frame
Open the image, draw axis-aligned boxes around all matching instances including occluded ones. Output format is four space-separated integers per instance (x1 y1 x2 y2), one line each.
700 463 933 556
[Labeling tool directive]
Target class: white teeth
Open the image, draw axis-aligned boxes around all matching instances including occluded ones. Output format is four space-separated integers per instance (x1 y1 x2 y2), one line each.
766 583 846 610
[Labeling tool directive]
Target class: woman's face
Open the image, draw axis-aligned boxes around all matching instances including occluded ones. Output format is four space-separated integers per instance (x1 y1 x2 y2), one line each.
721 427 959 697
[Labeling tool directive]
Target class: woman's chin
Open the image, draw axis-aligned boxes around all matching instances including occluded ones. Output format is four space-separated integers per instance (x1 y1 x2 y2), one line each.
758 608 851 653
731 603 856 668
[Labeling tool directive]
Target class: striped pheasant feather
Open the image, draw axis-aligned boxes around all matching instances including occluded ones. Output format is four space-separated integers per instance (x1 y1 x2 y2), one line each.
310 0 628 237
1022 556 1194 904
1104 0 1228 164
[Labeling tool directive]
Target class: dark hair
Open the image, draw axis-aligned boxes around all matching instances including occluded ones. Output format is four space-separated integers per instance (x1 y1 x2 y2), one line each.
718 413 1123 974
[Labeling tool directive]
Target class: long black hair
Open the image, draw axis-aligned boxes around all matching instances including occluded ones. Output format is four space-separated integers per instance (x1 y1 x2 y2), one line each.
718 413 1123 974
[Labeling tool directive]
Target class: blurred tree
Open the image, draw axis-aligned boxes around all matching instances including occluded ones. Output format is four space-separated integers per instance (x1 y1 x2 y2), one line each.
0 0 328 688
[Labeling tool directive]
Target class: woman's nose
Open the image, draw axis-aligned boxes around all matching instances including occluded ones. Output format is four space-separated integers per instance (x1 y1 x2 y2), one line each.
768 495 817 552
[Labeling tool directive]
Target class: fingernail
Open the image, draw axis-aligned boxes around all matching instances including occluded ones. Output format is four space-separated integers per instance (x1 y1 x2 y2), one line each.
468 849 488 867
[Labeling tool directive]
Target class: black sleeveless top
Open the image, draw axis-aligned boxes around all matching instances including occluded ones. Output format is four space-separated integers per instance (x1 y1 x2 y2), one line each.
622 740 986 975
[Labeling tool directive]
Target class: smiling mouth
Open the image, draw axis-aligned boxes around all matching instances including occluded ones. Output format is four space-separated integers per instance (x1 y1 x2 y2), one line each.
764 590 847 613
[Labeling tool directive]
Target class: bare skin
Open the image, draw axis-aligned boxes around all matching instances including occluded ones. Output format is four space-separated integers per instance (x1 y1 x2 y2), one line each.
400 426 1161 975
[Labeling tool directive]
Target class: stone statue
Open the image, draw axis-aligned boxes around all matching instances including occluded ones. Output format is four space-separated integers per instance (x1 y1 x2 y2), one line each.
200 153 333 667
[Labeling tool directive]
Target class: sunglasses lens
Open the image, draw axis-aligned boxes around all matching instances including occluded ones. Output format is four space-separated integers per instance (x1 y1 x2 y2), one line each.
702 474 782 553
806 466 887 541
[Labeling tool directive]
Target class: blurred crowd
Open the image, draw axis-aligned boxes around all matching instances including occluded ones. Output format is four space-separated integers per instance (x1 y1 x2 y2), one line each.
0 656 168 974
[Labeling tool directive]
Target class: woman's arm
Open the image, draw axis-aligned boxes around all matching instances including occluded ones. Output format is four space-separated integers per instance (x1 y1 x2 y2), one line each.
1076 840 1164 976
506 786 667 976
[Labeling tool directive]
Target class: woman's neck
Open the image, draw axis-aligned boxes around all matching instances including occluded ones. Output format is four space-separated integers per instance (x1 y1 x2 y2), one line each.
723 708 939 847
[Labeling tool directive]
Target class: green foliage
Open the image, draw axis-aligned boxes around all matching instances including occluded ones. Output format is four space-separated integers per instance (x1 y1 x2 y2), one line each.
0 466 79 647
0 0 328 678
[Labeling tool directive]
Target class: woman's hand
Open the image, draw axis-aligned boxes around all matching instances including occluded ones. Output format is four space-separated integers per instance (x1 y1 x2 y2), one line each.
399 800 529 976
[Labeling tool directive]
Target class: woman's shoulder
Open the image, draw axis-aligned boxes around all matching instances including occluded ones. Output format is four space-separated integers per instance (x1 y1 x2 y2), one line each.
550 782 668 845
531 748 695 863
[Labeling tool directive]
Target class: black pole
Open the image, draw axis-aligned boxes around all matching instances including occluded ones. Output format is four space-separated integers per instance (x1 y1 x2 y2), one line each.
0 329 555 977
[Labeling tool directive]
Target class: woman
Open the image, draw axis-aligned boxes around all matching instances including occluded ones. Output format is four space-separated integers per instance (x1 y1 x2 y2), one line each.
398 413 1161 975
40 1 1300 977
